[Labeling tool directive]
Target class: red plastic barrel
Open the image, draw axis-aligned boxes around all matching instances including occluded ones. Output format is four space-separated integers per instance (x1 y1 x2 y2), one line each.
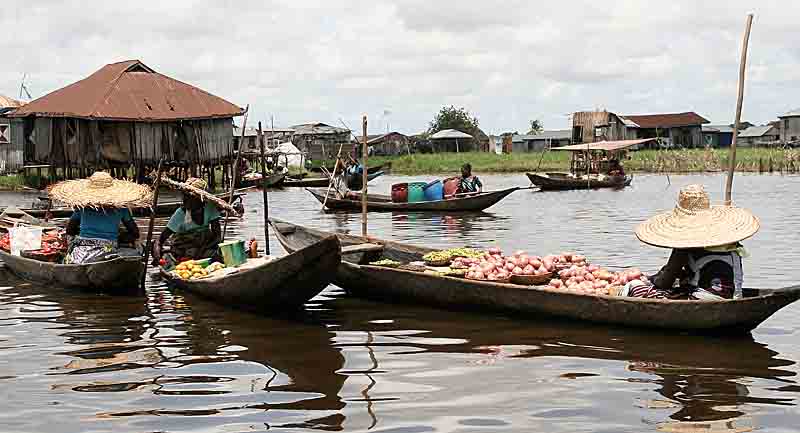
443 177 460 198
391 183 408 203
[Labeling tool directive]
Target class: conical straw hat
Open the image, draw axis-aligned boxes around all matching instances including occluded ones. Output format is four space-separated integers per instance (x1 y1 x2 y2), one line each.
635 184 759 249
48 171 153 209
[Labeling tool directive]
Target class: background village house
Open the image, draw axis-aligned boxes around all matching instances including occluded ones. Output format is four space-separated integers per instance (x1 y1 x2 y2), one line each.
290 122 350 165
429 129 475 153
0 95 25 174
738 125 780 147
778 109 800 145
622 112 709 148
511 130 572 152
571 111 630 143
362 132 410 156
9 60 244 188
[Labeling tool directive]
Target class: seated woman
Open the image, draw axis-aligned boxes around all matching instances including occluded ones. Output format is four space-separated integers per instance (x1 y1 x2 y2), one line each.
608 159 625 176
623 184 759 300
50 172 150 264
456 163 483 194
154 178 222 262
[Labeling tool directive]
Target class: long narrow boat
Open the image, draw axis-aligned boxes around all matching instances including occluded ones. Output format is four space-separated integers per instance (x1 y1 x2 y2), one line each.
307 187 519 212
527 172 632 191
269 218 800 333
0 249 143 293
236 172 286 189
2 191 246 219
284 170 384 188
160 235 341 313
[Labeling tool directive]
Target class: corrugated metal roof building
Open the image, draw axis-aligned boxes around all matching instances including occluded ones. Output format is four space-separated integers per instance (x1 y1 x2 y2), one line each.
621 112 709 148
511 130 572 152
0 95 25 174
9 60 244 178
290 123 350 164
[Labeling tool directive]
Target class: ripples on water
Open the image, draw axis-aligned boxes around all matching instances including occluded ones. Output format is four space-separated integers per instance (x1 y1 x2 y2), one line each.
1 173 799 432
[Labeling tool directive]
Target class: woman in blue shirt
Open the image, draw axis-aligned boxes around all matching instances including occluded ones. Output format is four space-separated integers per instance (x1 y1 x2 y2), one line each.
49 172 150 264
153 177 222 262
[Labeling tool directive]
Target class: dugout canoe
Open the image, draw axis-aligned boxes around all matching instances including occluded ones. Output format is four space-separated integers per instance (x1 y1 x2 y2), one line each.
527 172 632 191
3 191 246 219
236 172 286 189
159 235 341 313
269 218 800 333
0 249 143 293
307 186 519 212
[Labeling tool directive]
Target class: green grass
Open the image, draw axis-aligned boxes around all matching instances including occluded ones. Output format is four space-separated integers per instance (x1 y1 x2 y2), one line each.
368 148 800 175
0 174 33 190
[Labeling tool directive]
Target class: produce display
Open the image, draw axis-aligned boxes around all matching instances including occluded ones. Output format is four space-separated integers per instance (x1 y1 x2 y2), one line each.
464 248 562 282
172 259 227 280
0 229 67 258
422 247 483 264
543 264 646 296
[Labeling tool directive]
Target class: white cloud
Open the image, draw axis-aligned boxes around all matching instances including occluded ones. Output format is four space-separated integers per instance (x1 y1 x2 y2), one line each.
2 0 798 134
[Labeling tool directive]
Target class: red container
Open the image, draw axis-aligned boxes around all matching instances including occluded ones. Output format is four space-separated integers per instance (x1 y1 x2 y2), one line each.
391 183 408 203
443 177 460 198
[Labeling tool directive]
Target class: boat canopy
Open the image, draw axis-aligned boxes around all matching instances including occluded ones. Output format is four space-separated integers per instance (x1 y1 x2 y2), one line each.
551 138 655 152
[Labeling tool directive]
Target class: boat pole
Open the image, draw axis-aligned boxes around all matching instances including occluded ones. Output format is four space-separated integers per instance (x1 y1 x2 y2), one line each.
223 105 249 241
258 121 270 255
725 13 753 205
361 115 368 237
139 157 164 294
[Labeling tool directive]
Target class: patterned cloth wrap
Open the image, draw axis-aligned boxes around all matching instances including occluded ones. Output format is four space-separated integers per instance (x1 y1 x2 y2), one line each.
65 237 119 264
165 230 220 262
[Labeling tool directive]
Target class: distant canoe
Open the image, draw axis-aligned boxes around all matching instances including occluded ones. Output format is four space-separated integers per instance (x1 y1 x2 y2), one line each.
0 249 143 293
283 177 331 188
306 187 518 212
236 172 286 189
527 172 632 191
270 218 800 333
1 191 246 219
159 235 341 313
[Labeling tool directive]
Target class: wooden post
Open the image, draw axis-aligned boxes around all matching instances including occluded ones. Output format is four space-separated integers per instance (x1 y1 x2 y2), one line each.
725 13 754 206
139 157 164 293
361 115 368 237
258 121 270 255
222 105 249 242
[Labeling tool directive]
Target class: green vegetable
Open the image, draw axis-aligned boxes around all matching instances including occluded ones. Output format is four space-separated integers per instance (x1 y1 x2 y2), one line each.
370 259 402 268
423 247 483 262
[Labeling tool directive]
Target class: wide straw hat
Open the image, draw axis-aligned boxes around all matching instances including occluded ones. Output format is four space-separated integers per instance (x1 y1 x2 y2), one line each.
48 171 153 209
635 184 760 249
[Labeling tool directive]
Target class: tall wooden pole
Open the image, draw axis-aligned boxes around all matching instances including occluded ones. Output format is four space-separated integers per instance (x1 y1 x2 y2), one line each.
258 122 270 255
140 157 164 293
361 115 368 237
725 14 754 206
223 105 249 241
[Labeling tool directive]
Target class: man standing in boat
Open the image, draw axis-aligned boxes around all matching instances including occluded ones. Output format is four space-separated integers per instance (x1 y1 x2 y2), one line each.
621 184 759 300
608 159 625 177
457 163 483 194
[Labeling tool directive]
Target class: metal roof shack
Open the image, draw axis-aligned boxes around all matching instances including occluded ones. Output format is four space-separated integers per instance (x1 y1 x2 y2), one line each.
621 112 709 129
10 60 244 177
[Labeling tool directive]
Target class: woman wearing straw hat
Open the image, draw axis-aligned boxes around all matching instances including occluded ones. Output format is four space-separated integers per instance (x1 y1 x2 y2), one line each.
623 184 760 300
50 172 151 264
153 177 223 262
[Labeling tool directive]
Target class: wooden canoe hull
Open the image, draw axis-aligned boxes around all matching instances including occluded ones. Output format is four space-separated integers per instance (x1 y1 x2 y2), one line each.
160 235 341 313
269 218 800 333
236 172 286 189
0 249 144 293
3 192 245 219
307 187 519 212
527 172 632 190
283 177 331 188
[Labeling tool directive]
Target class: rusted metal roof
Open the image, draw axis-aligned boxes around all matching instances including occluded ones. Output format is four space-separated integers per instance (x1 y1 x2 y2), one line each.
11 60 244 121
552 138 655 152
0 94 23 108
621 112 709 129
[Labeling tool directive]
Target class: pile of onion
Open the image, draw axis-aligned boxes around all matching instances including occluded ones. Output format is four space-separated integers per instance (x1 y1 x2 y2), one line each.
465 248 558 281
543 265 646 296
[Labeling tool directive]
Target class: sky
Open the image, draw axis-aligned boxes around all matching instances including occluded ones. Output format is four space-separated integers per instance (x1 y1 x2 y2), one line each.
2 1 799 135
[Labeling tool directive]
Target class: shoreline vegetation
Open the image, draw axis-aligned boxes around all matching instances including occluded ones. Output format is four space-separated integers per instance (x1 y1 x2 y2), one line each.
371 148 800 175
2 148 799 192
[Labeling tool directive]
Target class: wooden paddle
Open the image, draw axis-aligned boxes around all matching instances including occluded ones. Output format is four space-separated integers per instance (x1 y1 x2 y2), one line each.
139 157 164 294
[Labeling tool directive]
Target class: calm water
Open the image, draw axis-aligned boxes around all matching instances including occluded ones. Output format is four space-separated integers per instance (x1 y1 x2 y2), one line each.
1 173 800 432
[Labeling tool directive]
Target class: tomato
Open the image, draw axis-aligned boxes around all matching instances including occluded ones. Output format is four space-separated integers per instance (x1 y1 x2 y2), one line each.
159 258 167 266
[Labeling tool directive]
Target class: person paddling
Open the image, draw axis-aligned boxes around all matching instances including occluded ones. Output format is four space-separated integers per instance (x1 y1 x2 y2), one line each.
622 184 759 300
50 172 151 264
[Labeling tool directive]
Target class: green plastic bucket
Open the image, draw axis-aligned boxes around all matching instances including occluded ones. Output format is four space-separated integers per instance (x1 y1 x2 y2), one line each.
407 182 427 202
219 240 247 267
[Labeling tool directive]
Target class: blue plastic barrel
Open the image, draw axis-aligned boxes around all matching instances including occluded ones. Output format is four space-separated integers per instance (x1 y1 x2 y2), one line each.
423 179 444 201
